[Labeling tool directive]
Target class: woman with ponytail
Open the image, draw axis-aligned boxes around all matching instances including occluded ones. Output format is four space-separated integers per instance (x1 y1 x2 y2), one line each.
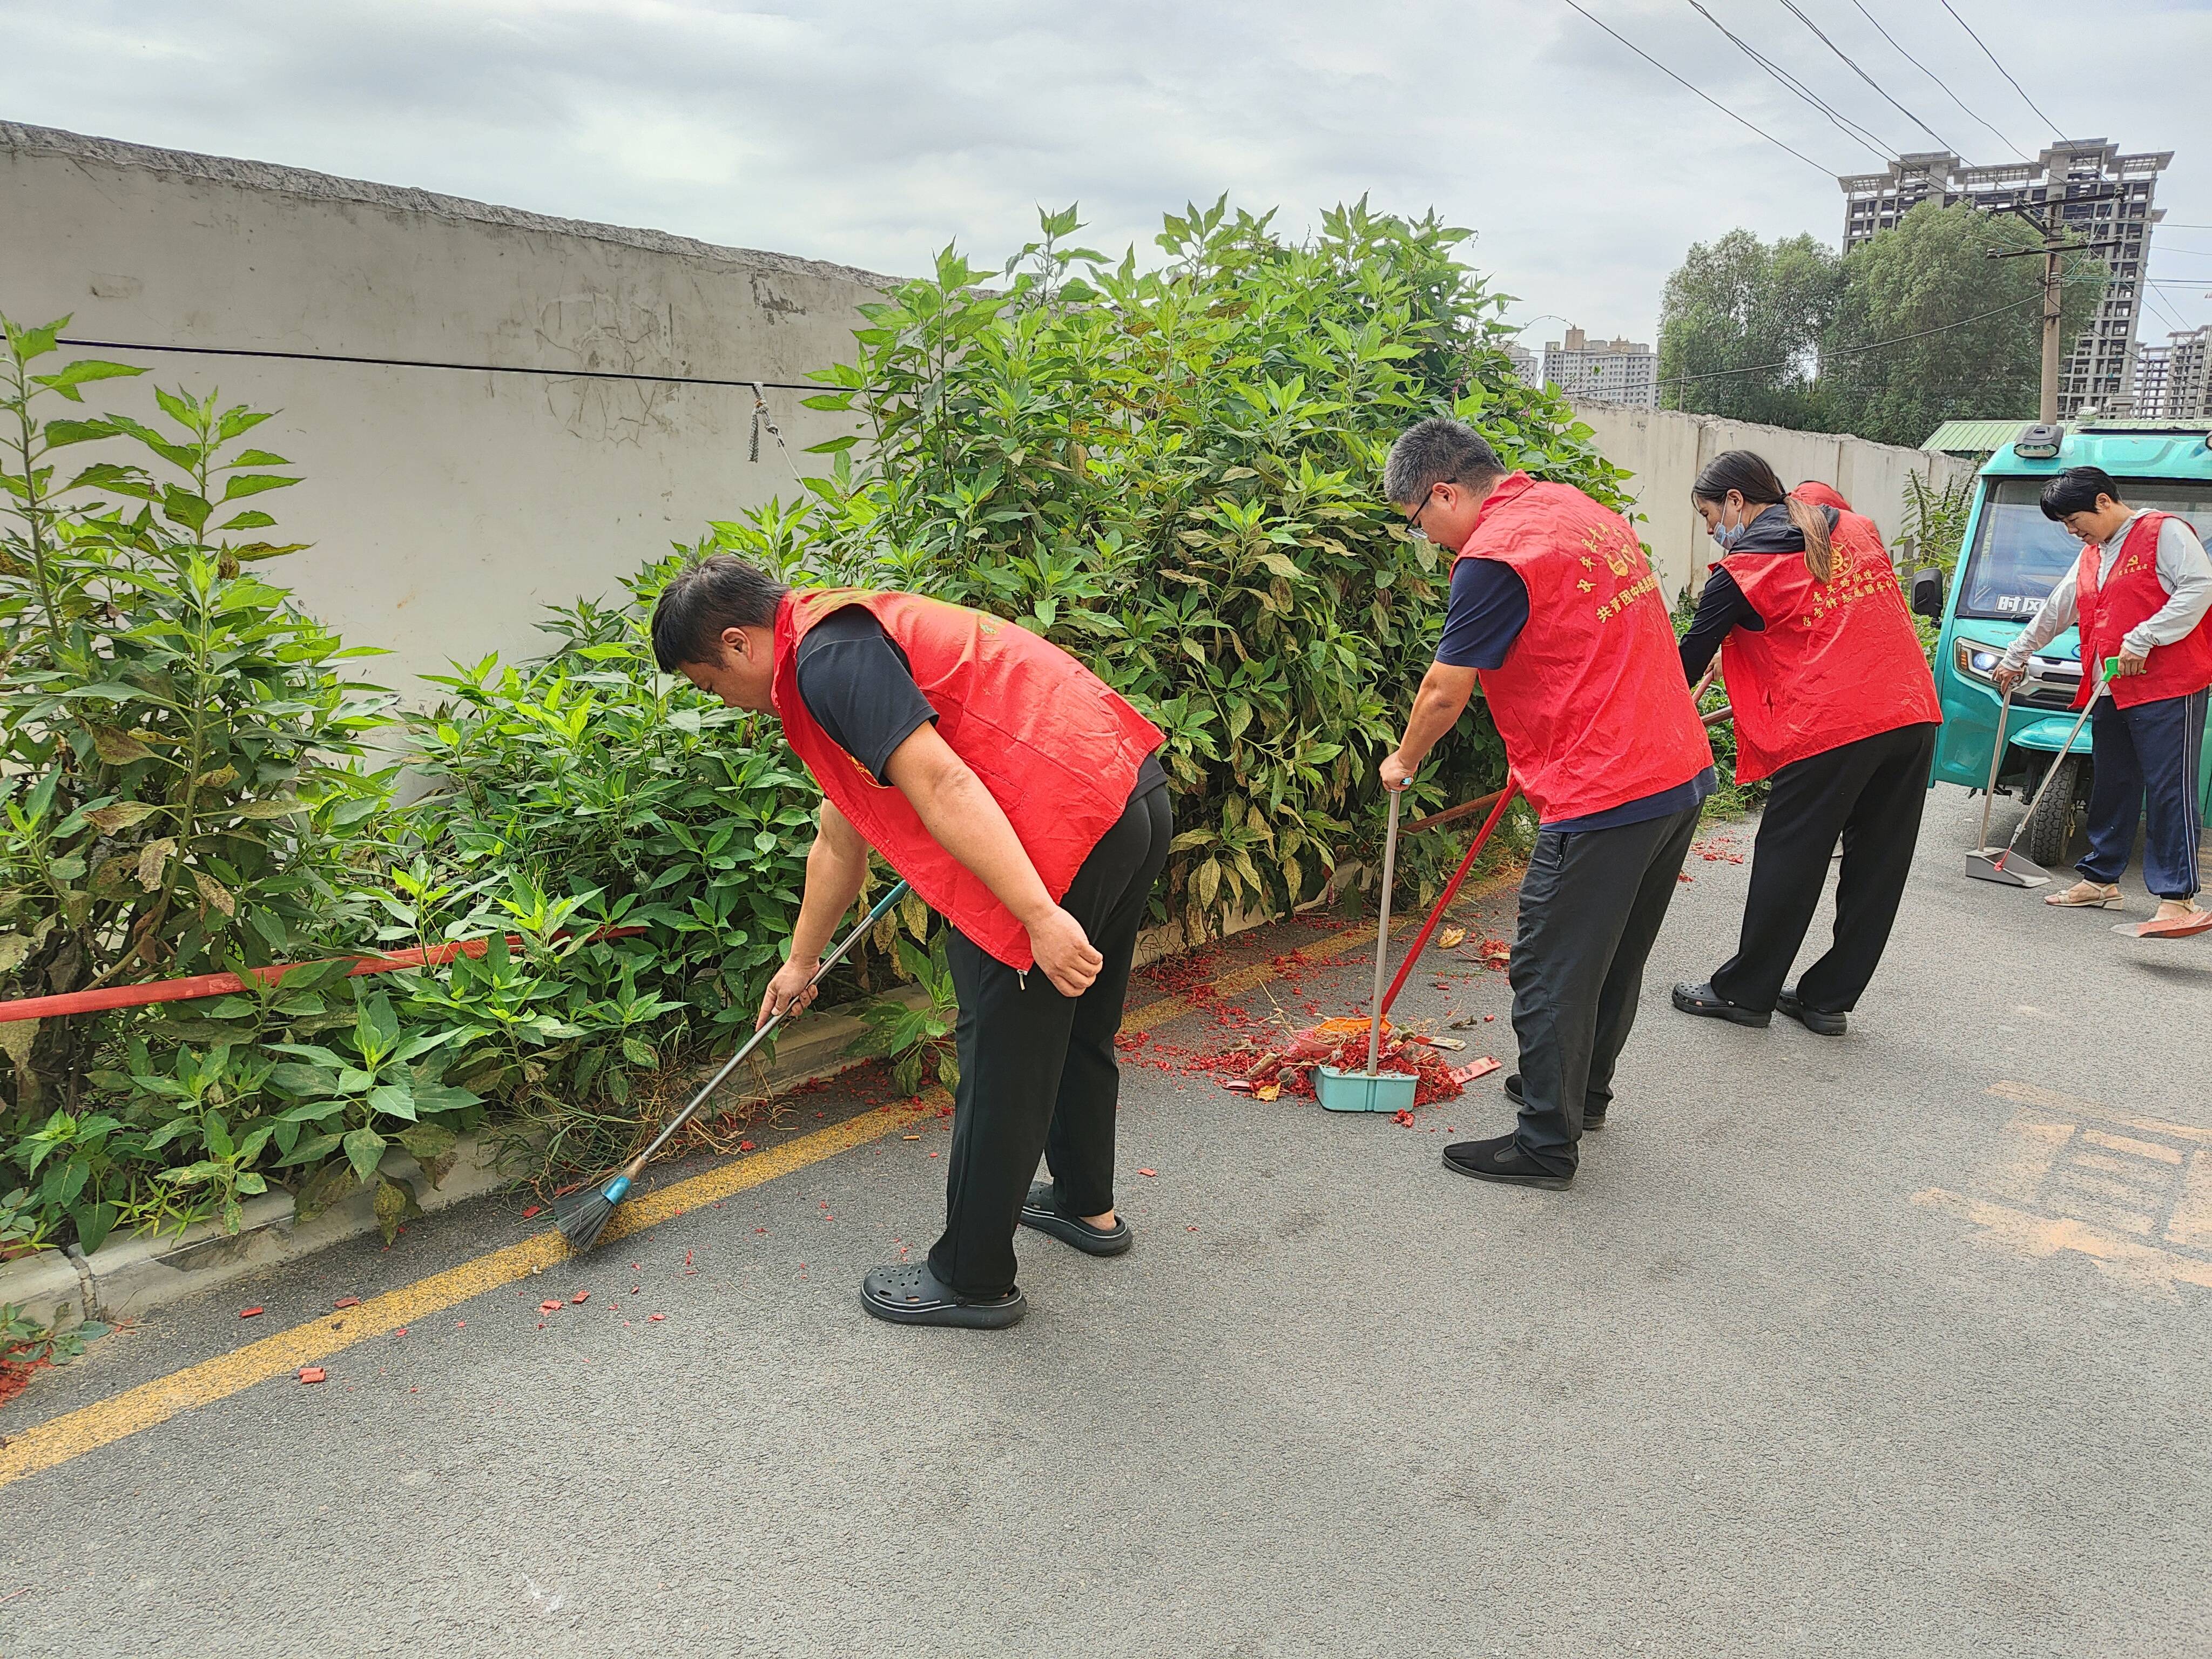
1670 453 1941 1036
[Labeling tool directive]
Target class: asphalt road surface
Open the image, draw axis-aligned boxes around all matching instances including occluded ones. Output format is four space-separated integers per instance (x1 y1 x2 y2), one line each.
4 786 2208 1658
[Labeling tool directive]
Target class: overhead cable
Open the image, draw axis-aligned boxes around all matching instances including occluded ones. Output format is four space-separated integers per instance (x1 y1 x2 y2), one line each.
1556 0 1843 176
1769 0 1955 153
51 334 832 394
1937 0 2069 143
1683 0 1893 164
1660 280 2102 391
1844 0 2029 160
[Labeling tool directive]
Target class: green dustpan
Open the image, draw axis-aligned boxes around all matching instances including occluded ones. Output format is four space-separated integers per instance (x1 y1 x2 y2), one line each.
1316 786 1418 1114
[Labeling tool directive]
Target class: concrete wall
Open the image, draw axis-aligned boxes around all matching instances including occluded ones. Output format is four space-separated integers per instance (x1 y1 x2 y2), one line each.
1567 400 1980 599
0 123 887 692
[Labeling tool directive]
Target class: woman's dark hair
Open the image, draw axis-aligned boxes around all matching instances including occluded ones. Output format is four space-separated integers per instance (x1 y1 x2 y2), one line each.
650 555 790 671
1690 448 1832 583
2040 467 2122 522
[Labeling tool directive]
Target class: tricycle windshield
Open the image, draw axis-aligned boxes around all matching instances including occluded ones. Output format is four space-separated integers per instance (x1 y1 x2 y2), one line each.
1958 476 2212 622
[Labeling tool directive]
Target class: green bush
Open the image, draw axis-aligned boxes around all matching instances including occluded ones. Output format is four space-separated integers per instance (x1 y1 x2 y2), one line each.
719 198 1634 926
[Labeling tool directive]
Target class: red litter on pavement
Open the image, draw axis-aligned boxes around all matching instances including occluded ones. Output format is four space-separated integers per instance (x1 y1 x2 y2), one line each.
1138 1169 1158 1177
571 1290 590 1304
238 1307 264 1318
540 1300 562 1313
298 1367 326 1384
333 1296 360 1309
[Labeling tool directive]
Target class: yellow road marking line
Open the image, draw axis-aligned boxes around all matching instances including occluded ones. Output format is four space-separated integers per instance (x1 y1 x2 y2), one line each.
1 873 1522 1491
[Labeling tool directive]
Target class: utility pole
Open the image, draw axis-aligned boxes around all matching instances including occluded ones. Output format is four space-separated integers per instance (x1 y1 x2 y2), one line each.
1988 192 2125 424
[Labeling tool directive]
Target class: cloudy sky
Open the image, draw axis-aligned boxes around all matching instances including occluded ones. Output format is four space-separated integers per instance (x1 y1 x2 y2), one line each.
5 0 2210 347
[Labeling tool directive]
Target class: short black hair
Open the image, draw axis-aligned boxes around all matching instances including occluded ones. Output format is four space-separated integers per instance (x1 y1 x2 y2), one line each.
650 555 790 671
2040 467 2123 522
1382 417 1505 508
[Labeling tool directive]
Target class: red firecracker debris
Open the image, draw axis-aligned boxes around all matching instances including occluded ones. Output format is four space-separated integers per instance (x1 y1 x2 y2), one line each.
333 1296 360 1309
239 1307 264 1318
571 1290 589 1304
1391 1109 1415 1126
649 1313 667 1322
298 1367 326 1384
540 1300 562 1313
1477 939 1510 969
1138 1169 1158 1177
739 1141 756 1151
521 1205 542 1220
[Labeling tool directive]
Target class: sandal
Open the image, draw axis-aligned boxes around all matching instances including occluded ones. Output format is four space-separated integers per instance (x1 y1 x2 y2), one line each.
2045 881 2122 909
859 1262 1026 1329
1018 1182 1132 1256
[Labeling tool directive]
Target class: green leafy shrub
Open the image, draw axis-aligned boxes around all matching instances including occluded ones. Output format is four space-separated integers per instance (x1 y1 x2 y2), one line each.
719 198 1633 929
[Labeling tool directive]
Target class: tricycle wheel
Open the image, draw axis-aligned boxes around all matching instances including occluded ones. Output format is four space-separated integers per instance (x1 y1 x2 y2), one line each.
2024 755 2086 869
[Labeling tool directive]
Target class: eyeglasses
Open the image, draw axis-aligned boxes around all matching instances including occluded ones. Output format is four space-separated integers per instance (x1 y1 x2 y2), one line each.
1405 485 1444 542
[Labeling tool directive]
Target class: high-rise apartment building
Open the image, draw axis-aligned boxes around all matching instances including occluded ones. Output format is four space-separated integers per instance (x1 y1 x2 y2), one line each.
1540 326 1658 407
1838 140 2169 416
2135 325 2212 419
1505 342 1545 392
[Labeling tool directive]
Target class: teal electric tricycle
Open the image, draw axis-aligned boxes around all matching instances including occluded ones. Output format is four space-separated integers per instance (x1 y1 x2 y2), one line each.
1917 416 2212 870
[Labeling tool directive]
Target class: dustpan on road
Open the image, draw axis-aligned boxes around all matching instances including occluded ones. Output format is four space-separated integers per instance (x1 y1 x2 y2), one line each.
1965 666 2116 889
1317 786 1418 1114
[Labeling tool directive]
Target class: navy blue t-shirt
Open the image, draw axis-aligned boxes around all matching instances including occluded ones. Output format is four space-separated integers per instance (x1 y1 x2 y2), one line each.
1434 558 1714 832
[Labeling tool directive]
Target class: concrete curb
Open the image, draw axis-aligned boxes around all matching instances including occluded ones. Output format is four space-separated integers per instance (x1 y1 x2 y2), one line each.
0 988 924 1331
0 860 1493 1330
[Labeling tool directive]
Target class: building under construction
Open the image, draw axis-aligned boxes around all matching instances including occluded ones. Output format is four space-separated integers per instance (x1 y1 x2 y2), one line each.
1838 140 2169 417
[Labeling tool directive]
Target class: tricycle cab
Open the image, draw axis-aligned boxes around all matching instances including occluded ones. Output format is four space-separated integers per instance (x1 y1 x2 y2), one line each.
1923 419 2212 867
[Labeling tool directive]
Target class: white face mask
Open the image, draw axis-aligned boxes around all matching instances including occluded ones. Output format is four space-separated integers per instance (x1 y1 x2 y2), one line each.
1711 501 1751 550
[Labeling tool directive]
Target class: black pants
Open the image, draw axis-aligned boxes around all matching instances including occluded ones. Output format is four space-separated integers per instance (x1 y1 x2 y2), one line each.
928 782 1172 1298
1710 721 1937 1015
1509 801 1703 1170
2079 689 2207 901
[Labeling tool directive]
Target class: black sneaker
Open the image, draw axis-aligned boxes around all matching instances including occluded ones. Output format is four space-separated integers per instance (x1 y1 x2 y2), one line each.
1777 989 1846 1036
1442 1132 1574 1189
1503 1073 1606 1129
1017 1181 1132 1256
1671 981 1771 1028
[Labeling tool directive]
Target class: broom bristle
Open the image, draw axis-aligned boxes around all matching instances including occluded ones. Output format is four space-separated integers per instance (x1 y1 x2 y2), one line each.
554 1183 622 1253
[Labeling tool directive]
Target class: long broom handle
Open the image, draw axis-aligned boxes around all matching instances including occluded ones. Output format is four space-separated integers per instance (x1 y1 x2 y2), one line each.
1980 682 2017 851
621 880 912 1176
1366 788 1403 1077
1378 777 1522 1022
1995 665 2116 868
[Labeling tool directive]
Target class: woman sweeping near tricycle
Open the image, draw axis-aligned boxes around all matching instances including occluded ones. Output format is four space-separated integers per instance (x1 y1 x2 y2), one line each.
1670 455 1941 1036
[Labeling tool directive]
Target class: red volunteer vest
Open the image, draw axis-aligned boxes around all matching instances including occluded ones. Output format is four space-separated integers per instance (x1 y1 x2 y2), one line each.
1456 474 1712 822
2072 511 2212 710
1717 508 1940 784
770 589 1164 970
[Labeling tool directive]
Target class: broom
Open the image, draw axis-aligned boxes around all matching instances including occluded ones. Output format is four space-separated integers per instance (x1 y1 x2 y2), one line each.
556 880 911 1252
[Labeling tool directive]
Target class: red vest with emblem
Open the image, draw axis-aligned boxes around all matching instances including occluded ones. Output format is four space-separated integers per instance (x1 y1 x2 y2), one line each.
1455 474 1712 822
1716 505 1941 784
771 589 1164 970
2072 511 2212 710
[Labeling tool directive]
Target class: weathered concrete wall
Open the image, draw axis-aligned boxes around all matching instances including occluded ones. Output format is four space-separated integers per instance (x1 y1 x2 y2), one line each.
1567 401 1980 598
0 123 887 692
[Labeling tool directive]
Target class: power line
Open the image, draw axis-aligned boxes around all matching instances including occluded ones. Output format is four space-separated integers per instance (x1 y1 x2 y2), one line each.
1556 0 1843 176
1844 0 2029 160
1938 0 2069 143
51 334 831 393
1683 0 1892 163
1770 0 1955 152
1660 289 2049 390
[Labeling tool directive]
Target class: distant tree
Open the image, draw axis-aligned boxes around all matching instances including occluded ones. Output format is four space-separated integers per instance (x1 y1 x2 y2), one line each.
1657 230 1841 426
1820 201 2103 447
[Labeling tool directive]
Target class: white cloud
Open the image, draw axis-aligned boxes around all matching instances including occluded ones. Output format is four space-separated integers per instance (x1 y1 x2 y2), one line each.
3 0 2208 344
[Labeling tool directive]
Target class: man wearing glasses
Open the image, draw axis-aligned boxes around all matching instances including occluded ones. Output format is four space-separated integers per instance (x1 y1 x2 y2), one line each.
1379 419 1714 1189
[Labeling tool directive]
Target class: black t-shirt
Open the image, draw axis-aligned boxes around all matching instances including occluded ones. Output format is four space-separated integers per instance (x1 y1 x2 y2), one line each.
794 609 1165 795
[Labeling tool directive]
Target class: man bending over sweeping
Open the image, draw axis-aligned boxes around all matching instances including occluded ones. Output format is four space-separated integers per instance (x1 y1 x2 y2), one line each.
651 557 1171 1327
1379 420 1715 1188
1994 467 2212 938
